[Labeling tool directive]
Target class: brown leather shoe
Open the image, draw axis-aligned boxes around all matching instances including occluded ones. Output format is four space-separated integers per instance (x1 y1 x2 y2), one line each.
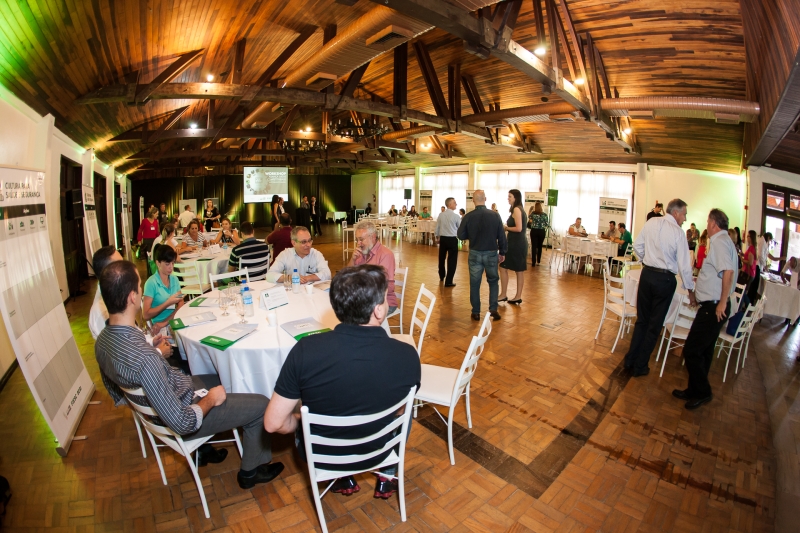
490 311 501 321
471 313 480 321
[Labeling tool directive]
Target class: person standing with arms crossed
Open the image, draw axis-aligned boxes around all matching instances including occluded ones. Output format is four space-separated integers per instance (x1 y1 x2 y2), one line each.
435 197 461 287
672 209 737 409
624 199 696 377
457 190 507 322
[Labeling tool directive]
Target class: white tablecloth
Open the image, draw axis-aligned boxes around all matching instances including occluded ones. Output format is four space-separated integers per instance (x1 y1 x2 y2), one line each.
761 279 800 321
326 211 347 221
624 269 686 325
175 281 340 397
181 249 231 291
564 236 618 257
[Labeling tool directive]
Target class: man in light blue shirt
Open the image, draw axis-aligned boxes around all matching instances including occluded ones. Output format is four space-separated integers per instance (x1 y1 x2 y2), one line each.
624 198 695 377
435 197 461 286
266 227 331 283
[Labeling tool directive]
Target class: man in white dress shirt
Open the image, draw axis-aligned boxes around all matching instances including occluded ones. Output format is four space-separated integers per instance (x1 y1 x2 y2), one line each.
177 205 195 229
624 198 696 377
435 197 461 287
89 245 122 339
266 226 331 283
568 217 587 237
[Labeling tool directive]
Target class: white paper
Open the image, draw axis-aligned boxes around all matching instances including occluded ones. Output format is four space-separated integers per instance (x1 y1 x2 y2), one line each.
209 244 221 254
260 286 290 310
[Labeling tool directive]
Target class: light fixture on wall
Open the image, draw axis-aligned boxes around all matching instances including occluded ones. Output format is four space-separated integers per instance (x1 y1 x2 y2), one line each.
534 46 546 57
189 123 198 130
206 74 214 82
281 138 327 152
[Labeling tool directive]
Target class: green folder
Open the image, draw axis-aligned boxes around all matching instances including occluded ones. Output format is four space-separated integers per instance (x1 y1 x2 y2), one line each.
200 324 258 350
189 297 208 307
170 311 217 330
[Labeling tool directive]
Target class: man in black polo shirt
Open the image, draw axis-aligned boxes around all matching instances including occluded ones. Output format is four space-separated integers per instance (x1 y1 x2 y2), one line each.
264 265 420 499
228 222 270 280
457 189 507 321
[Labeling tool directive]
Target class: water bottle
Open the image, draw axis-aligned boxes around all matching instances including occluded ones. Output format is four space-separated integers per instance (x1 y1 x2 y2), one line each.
241 280 254 316
292 268 300 293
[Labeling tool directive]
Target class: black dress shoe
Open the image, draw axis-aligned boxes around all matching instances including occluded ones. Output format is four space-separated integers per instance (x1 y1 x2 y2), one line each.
197 446 228 466
632 367 650 377
508 299 522 305
444 283 456 287
490 311 502 321
685 395 712 410
471 313 480 321
237 462 285 489
374 476 398 499
672 388 693 401
497 297 508 303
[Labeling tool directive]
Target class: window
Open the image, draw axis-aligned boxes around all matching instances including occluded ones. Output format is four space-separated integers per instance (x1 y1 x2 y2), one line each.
766 189 785 211
420 171 469 215
551 171 634 236
476 169 542 211
761 183 800 272
379 172 415 213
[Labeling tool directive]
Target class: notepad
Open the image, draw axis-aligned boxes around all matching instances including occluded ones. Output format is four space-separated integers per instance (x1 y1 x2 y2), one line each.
280 318 331 340
313 281 331 292
170 312 217 330
259 286 289 310
200 324 258 350
188 297 217 307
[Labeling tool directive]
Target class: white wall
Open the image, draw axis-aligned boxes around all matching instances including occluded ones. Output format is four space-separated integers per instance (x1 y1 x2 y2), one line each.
351 172 378 212
747 166 800 233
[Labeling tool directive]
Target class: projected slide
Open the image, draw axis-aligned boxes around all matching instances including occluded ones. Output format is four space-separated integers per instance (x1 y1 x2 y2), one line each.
244 167 288 204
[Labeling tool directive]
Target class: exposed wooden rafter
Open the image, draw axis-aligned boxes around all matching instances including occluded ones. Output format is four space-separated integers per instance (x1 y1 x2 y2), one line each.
413 41 449 118
134 49 204 105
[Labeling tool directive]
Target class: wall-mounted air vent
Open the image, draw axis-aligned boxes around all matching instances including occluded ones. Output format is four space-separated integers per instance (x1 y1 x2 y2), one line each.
628 110 655 119
366 25 414 50
306 72 338 90
550 114 576 122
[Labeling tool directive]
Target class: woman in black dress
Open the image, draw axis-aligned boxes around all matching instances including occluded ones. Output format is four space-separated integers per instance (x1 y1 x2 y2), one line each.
271 195 280 229
203 199 219 232
499 189 528 304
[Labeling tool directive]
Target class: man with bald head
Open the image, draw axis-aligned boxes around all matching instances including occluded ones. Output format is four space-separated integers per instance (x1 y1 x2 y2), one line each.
457 190 507 321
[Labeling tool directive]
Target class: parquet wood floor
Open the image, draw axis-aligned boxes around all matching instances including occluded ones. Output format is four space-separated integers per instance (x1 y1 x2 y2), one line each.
0 225 786 532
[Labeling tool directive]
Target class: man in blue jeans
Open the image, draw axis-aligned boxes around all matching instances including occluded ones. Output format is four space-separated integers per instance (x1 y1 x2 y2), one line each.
458 190 507 321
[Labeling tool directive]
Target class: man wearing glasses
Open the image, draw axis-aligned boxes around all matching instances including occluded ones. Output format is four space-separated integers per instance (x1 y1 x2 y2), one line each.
266 226 331 284
349 220 397 314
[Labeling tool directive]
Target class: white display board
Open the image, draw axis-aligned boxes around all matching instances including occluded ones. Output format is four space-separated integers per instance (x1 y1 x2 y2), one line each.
244 167 288 203
466 190 475 213
178 198 197 219
82 184 102 275
121 192 132 261
419 190 433 215
0 166 95 456
525 191 545 206
598 197 628 235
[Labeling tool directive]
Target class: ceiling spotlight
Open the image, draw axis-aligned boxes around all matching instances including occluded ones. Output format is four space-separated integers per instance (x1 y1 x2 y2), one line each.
206 74 214 82
534 46 546 57
574 77 585 85
422 143 432 149
189 123 197 130
508 133 515 138
623 127 632 135
305 126 312 132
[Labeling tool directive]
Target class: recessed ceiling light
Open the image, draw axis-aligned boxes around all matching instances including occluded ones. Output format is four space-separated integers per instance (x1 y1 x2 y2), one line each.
206 74 214 82
508 133 515 138
574 77 585 85
190 123 197 130
534 46 546 57
623 127 632 135
305 126 312 132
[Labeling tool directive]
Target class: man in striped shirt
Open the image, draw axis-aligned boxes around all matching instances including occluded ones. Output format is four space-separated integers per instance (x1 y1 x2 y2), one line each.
95 261 283 489
228 222 271 280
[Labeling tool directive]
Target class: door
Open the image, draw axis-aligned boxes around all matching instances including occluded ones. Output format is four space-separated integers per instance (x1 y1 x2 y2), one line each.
94 173 109 246
60 156 87 297
762 184 800 273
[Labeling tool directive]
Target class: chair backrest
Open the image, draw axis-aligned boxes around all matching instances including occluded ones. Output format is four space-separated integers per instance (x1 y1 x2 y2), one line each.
150 234 163 253
672 293 698 331
342 220 347 229
393 251 401 269
565 237 580 253
210 267 250 289
239 254 270 282
395 267 408 305
300 387 416 477
120 385 187 457
620 242 631 258
603 268 626 307
172 262 204 296
550 232 562 250
730 304 757 340
408 284 436 355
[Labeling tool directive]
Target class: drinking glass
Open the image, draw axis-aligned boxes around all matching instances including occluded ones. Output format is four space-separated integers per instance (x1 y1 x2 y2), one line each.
234 294 247 324
283 267 291 291
219 286 230 316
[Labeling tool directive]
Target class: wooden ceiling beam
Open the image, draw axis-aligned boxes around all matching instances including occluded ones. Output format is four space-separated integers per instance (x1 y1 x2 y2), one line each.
373 0 589 112
448 63 462 120
494 0 523 53
147 105 191 143
135 49 204 104
253 27 317 88
340 62 370 98
232 39 246 85
532 0 546 53
544 0 560 73
556 0 591 101
413 41 449 118
554 5 577 82
280 105 300 134
393 43 408 112
461 74 486 114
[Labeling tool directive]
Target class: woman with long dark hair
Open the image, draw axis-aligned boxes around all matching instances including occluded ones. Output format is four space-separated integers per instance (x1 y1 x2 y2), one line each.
271 195 280 230
203 199 219 232
499 189 527 304
527 201 548 266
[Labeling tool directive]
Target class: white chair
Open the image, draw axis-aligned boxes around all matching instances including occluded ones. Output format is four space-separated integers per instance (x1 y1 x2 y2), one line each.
716 304 757 382
391 284 436 356
548 232 567 270
414 312 492 465
740 295 766 369
172 262 204 299
610 243 631 275
655 293 697 377
588 241 610 276
407 219 424 244
209 267 250 289
239 255 270 282
301 387 416 533
150 234 164 254
342 220 356 261
121 386 243 519
387 267 408 334
564 237 588 273
594 266 637 353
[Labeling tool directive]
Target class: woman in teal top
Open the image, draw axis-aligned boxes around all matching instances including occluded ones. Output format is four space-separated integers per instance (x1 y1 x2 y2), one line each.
143 245 184 331
527 201 549 266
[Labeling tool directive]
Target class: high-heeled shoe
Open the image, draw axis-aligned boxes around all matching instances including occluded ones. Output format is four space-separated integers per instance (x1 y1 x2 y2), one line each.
508 299 522 305
497 297 508 303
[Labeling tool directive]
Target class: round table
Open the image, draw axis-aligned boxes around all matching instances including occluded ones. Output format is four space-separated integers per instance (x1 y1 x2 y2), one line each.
624 268 687 325
180 249 231 291
759 277 800 322
173 281 391 397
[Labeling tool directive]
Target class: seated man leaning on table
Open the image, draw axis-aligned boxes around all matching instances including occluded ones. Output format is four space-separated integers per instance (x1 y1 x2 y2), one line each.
228 221 271 280
264 264 420 499
568 217 588 237
266 226 331 283
599 220 619 240
94 260 285 489
780 256 800 288
609 222 633 256
348 219 397 313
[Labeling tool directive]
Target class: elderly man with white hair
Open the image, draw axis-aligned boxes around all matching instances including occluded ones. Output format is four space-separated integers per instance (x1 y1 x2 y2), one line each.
348 220 397 314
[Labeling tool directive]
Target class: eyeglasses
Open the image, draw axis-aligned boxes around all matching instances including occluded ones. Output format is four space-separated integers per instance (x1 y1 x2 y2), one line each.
294 239 313 245
355 236 372 242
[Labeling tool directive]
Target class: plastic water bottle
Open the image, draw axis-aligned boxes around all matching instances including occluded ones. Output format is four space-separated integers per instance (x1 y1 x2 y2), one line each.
241 280 254 317
292 268 300 293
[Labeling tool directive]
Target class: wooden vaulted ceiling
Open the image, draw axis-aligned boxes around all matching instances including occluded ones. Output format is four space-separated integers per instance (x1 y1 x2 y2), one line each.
0 0 750 176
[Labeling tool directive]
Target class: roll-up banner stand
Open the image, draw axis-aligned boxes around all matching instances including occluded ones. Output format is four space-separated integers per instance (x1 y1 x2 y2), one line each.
598 197 628 235
121 191 132 261
419 190 433 215
0 166 95 457
466 190 475 213
139 196 144 224
525 192 546 206
82 184 102 275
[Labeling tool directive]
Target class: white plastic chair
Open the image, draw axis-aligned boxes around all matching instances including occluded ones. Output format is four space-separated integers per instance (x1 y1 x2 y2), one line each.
594 266 637 352
342 220 356 261
120 386 243 519
150 234 163 254
387 267 408 334
655 293 697 377
717 303 757 382
740 295 766 369
391 284 436 356
414 312 492 465
565 237 588 273
301 387 416 533
209 267 250 289
610 243 631 275
588 241 610 276
548 232 567 270
172 262 204 299
239 254 271 282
